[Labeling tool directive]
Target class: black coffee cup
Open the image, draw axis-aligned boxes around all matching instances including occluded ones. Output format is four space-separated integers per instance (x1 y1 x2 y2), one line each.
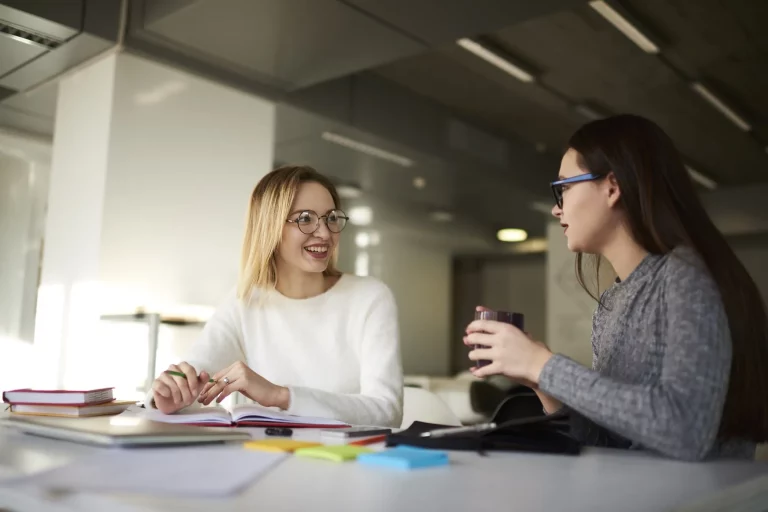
472 309 525 368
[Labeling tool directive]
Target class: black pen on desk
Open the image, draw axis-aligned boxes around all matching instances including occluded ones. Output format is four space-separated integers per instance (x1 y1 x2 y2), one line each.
420 423 497 438
165 370 216 383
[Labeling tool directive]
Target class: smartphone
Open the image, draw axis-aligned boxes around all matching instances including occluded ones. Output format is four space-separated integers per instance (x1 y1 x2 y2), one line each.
321 426 392 438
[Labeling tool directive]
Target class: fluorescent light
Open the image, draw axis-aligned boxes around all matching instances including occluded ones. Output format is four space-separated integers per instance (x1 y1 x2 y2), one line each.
589 0 660 54
336 184 362 199
574 103 604 120
321 132 414 167
457 38 536 83
429 211 454 222
348 206 373 226
690 82 751 132
685 165 717 190
497 228 528 243
355 232 370 248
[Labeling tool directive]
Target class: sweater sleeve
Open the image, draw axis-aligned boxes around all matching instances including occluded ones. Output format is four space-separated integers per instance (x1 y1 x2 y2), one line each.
539 263 732 461
285 284 404 427
144 291 246 409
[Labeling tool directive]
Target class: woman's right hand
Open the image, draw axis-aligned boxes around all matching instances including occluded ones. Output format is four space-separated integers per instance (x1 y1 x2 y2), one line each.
151 362 211 414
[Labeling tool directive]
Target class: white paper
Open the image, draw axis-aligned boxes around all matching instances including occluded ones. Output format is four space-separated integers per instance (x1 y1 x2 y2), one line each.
231 403 347 426
129 405 233 425
123 403 347 426
21 446 286 497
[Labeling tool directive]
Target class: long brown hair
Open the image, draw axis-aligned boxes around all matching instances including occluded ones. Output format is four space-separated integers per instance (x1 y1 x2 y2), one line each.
238 165 342 301
568 114 768 442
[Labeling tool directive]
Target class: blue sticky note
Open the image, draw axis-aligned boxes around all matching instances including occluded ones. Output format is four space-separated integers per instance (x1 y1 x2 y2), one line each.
357 446 449 470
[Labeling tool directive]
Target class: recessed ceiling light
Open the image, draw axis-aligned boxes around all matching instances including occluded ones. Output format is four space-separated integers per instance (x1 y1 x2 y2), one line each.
336 184 362 199
497 228 528 243
348 206 373 226
429 211 454 222
355 232 370 248
413 177 427 189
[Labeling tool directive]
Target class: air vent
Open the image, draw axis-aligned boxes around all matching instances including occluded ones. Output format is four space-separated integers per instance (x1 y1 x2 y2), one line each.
0 19 63 50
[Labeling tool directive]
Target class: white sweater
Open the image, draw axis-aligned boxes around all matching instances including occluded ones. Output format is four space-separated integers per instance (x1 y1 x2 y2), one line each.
147 275 403 427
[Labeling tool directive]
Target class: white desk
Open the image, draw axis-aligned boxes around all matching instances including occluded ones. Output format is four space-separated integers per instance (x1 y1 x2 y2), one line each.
0 423 766 512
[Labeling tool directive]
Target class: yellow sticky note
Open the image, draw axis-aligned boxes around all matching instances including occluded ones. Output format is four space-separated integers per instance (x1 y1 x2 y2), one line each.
294 445 373 462
244 439 322 453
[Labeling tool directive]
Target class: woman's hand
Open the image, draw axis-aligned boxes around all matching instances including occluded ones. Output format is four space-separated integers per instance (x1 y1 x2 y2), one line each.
198 361 290 409
464 317 554 385
152 362 211 414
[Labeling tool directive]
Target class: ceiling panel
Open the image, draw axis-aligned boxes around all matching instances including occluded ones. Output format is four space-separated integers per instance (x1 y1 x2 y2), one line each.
275 106 550 240
344 0 585 44
623 0 768 141
141 0 424 90
373 1 768 187
375 50 577 160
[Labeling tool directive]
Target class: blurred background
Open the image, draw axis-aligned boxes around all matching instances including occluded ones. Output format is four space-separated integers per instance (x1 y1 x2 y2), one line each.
0 0 767 423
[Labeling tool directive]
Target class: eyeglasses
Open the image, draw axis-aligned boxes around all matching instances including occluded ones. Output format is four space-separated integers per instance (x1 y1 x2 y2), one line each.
550 173 602 209
286 209 349 234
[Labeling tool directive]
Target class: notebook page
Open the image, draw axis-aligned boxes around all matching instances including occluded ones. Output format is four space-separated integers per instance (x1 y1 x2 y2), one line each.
231 403 347 426
131 405 232 425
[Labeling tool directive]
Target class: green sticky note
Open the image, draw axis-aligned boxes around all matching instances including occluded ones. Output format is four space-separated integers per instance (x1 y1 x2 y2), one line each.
294 445 374 462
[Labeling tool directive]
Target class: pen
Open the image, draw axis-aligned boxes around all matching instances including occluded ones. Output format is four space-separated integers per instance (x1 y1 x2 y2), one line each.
419 423 497 438
165 370 216 383
349 434 388 446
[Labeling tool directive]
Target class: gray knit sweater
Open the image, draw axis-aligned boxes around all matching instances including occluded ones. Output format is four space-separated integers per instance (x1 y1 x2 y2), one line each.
539 247 755 461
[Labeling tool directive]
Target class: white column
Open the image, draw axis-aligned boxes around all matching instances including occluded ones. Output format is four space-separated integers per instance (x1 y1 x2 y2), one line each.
35 52 275 390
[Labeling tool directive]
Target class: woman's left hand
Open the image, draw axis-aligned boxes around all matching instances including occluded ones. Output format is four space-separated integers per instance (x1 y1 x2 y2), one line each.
464 319 554 385
198 361 290 408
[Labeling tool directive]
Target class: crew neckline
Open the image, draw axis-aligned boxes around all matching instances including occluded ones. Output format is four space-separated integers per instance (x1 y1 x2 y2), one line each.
270 273 348 303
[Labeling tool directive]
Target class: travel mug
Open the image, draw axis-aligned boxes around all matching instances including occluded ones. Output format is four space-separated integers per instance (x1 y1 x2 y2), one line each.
472 309 525 368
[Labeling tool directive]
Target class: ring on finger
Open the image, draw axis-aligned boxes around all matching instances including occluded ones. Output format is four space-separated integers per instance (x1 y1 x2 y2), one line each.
222 376 230 385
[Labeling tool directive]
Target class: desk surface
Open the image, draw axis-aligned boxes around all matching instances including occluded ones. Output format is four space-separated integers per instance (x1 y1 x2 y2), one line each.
0 422 766 512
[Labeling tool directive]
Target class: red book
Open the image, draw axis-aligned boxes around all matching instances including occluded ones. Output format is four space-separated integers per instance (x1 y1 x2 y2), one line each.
2 387 114 406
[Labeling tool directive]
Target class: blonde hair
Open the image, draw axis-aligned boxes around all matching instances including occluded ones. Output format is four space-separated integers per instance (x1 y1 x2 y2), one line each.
237 165 342 301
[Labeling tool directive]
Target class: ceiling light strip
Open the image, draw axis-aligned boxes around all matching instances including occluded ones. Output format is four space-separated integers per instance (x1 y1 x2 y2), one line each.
321 132 414 168
690 83 751 132
685 165 718 190
457 38 535 83
588 0 660 54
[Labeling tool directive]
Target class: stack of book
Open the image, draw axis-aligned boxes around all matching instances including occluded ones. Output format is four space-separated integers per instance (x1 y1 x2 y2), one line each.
2 387 134 417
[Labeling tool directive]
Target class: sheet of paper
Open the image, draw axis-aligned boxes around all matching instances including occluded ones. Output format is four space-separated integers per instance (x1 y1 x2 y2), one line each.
17 446 286 497
232 403 347 425
122 404 232 425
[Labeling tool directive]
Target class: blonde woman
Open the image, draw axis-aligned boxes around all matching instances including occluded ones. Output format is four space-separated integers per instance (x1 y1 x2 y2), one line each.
147 165 403 427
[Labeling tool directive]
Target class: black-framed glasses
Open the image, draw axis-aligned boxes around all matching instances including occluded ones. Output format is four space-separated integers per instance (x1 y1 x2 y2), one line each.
550 173 602 209
286 209 349 234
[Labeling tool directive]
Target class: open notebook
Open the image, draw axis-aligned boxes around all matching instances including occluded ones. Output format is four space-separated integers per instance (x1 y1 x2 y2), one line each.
136 404 350 428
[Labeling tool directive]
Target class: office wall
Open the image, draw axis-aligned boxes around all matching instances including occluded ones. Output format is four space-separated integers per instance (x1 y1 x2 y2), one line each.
481 255 547 342
338 228 452 376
